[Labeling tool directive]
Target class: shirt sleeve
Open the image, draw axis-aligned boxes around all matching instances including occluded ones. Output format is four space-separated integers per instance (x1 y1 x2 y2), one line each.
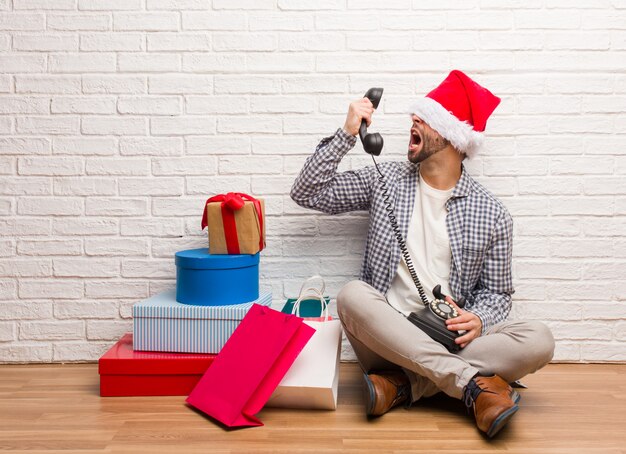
290 128 375 214
466 210 514 332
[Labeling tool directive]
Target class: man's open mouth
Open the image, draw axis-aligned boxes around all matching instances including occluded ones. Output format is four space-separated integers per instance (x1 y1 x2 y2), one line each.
409 128 422 152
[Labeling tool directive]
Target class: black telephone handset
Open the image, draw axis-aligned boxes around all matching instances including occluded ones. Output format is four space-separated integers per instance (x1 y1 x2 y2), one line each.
359 87 462 353
359 88 384 156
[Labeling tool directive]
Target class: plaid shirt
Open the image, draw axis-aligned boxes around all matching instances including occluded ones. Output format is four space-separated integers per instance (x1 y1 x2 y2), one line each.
290 128 515 331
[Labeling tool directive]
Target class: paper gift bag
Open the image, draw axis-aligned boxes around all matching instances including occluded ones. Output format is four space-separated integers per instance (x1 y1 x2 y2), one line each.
186 303 315 428
201 192 266 255
268 277 342 410
265 319 342 410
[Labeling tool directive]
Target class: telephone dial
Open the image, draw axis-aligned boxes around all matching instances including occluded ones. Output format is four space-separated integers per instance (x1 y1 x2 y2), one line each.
360 87 462 353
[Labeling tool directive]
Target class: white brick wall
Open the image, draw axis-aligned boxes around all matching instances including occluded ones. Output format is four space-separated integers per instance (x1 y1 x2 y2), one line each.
1 1 625 363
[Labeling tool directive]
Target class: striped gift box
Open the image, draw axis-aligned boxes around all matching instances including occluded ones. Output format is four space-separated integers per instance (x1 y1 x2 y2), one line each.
133 289 272 354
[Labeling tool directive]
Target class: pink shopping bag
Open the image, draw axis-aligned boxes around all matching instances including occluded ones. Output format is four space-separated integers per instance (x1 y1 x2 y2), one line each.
186 303 315 427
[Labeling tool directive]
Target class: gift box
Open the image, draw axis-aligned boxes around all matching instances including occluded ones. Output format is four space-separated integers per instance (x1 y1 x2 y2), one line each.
99 333 216 397
133 289 272 354
175 248 259 306
201 193 266 255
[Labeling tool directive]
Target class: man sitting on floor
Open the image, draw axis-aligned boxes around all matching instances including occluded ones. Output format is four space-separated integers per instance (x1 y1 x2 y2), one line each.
290 70 555 438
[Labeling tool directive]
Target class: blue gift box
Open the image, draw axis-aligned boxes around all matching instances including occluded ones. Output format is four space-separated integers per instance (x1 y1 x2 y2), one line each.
175 248 259 306
133 289 272 354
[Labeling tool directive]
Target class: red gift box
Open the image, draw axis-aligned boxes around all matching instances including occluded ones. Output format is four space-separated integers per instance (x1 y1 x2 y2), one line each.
98 333 215 397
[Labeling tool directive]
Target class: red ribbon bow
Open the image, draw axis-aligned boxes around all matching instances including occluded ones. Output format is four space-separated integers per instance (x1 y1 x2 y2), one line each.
201 193 264 255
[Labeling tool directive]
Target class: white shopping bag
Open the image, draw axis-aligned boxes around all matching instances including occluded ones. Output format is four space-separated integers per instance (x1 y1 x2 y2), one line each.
266 276 342 410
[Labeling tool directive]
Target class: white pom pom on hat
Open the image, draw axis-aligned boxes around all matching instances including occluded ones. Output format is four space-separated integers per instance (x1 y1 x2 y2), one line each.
408 70 501 158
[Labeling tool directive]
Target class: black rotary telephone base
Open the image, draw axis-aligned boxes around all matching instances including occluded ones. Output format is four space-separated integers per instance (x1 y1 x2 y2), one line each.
407 308 461 353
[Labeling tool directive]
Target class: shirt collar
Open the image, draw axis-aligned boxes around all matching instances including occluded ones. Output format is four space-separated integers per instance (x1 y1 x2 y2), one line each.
399 161 418 180
450 164 475 198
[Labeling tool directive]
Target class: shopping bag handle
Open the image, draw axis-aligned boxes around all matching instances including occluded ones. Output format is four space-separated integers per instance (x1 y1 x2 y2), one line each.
296 275 325 299
292 287 331 321
291 275 330 321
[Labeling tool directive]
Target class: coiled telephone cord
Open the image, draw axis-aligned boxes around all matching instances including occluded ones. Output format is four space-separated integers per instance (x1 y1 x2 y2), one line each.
371 155 429 307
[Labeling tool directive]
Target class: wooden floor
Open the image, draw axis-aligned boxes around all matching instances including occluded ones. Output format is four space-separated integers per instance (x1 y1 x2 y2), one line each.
0 363 625 453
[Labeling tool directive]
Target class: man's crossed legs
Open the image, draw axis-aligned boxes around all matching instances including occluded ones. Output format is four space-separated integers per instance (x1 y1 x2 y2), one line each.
337 280 555 437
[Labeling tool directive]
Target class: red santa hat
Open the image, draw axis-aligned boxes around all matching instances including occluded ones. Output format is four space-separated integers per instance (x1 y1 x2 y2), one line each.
408 70 500 158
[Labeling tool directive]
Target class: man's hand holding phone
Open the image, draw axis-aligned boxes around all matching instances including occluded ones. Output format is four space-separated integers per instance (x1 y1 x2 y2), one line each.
444 296 483 349
343 97 375 136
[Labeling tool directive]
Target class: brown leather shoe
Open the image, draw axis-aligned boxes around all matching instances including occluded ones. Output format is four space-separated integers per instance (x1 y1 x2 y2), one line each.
476 375 521 404
463 375 519 438
362 371 410 417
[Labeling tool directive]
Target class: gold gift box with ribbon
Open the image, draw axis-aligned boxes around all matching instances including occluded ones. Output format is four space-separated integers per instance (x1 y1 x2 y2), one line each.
201 193 266 255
